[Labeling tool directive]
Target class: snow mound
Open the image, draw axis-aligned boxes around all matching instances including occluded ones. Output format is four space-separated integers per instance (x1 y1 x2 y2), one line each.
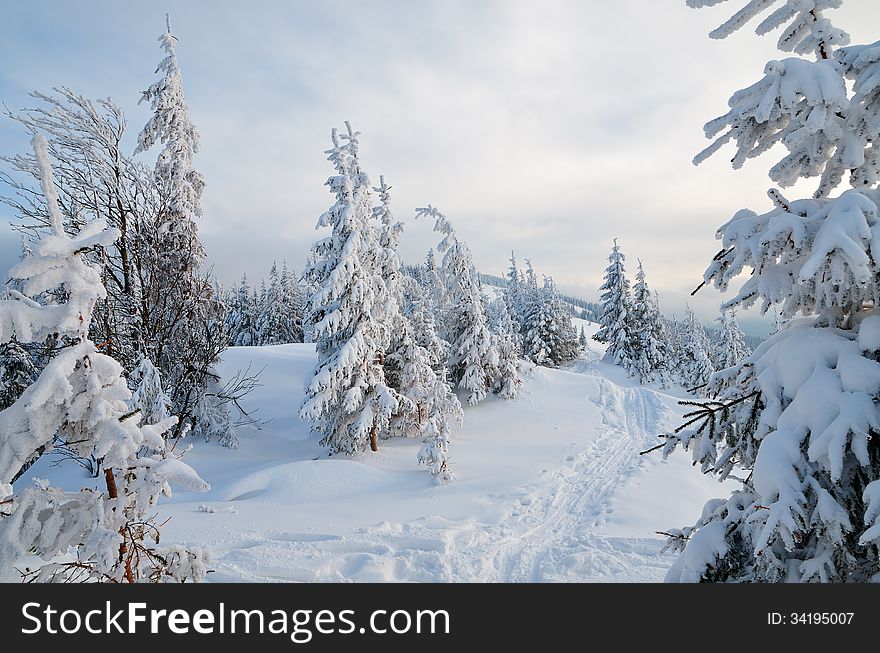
223 459 423 504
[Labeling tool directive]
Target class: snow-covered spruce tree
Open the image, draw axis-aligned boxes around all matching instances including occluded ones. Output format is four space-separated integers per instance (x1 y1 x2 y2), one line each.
628 260 671 385
504 251 525 328
389 278 464 481
578 326 588 350
593 239 635 371
0 338 36 411
0 136 208 583
371 174 430 435
135 16 229 443
192 362 237 449
300 124 401 454
662 0 880 582
398 282 462 482
676 304 715 390
522 276 579 368
486 297 523 399
279 260 304 343
258 261 297 346
711 309 752 371
521 284 551 366
254 279 269 345
417 206 516 405
128 356 172 429
546 278 581 365
664 315 684 377
229 274 260 346
419 247 447 329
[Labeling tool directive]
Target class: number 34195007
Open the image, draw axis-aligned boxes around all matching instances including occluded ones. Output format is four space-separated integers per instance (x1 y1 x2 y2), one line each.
768 612 854 625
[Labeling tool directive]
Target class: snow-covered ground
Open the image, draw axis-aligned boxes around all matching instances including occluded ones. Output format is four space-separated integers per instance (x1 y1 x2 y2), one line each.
19 322 727 582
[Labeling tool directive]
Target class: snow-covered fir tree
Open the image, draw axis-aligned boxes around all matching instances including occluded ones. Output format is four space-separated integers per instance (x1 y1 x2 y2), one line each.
593 239 635 371
486 297 523 399
399 280 461 482
257 262 282 345
420 247 446 327
578 326 588 350
128 356 172 429
193 362 237 448
300 123 400 454
0 136 208 583
417 205 517 405
0 339 36 411
229 274 260 346
522 277 579 368
225 262 303 347
676 304 714 390
390 279 463 482
135 16 229 443
136 15 204 223
278 260 304 344
628 260 670 385
504 251 525 326
254 279 268 345
711 309 751 371
663 0 880 582
373 174 419 430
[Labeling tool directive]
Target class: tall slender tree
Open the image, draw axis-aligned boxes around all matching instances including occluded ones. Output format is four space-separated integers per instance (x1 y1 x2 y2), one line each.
135 16 228 442
628 260 670 385
594 239 635 371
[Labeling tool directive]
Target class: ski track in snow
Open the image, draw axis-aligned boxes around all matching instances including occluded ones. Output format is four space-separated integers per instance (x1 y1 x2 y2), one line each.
206 374 678 583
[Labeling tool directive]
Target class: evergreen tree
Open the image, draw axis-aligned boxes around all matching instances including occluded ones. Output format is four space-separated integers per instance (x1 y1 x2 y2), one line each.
628 260 670 385
486 297 522 398
232 274 259 346
135 16 228 442
504 251 524 326
665 314 684 377
259 262 282 345
300 123 400 454
522 277 578 368
417 206 514 405
578 326 587 350
128 356 172 429
664 1 880 582
420 247 446 327
677 305 714 390
255 279 268 345
388 278 463 474
0 339 36 411
712 309 751 370
593 239 635 371
279 260 304 343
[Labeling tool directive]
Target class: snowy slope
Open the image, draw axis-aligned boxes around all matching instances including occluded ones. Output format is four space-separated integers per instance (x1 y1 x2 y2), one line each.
18 323 727 582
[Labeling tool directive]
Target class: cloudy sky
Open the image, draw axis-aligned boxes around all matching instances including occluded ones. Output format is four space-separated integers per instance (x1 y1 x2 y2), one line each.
2 0 879 334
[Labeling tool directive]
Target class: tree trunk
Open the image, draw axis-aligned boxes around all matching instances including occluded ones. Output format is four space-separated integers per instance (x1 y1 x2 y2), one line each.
104 468 118 499
370 423 379 452
104 468 134 582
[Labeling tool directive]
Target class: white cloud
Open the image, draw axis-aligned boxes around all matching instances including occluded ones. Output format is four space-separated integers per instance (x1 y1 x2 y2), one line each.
2 0 879 335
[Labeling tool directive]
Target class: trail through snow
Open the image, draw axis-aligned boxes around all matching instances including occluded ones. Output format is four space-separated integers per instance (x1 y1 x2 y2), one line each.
192 372 685 583
456 378 675 581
